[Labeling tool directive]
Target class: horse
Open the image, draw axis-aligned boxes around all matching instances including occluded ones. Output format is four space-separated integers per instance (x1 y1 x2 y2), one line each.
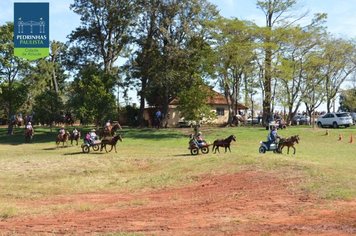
56 131 70 147
212 135 236 153
101 123 122 138
278 135 300 154
100 134 123 153
11 116 23 127
69 130 81 145
24 128 34 143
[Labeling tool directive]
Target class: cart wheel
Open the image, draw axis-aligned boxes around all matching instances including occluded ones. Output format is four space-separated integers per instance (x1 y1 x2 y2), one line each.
190 148 199 155
201 146 209 154
259 146 266 154
92 144 100 151
82 145 90 153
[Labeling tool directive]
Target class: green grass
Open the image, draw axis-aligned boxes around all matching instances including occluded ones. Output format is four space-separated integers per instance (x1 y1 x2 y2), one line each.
0 125 355 218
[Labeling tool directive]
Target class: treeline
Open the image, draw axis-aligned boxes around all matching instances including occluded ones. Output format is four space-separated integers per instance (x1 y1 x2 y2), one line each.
0 0 355 130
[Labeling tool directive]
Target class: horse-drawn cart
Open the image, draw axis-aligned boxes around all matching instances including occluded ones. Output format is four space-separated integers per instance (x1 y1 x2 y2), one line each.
81 140 101 153
188 140 210 155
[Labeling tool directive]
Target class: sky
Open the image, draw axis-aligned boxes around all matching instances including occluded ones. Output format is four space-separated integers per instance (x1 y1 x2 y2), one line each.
2 0 356 42
1 0 355 110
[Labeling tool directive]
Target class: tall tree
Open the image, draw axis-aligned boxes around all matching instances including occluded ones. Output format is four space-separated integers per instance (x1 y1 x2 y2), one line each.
0 22 29 134
208 17 257 125
69 0 139 74
256 0 301 125
148 0 218 117
68 64 117 126
124 0 161 126
275 21 325 124
320 37 356 112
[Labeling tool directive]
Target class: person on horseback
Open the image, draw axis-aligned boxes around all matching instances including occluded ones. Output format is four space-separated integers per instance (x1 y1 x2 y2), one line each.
72 128 79 137
105 120 111 131
59 126 65 138
26 122 33 131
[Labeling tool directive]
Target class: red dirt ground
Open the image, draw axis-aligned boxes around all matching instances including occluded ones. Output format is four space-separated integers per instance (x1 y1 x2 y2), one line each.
0 171 355 235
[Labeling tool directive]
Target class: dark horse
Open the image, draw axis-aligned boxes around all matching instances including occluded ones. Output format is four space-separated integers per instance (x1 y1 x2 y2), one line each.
100 134 123 153
24 128 34 143
278 135 300 154
212 135 236 153
69 130 81 145
56 131 70 147
100 123 122 138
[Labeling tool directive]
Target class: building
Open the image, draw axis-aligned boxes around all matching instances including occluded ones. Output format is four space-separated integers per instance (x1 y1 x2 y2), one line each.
143 90 248 127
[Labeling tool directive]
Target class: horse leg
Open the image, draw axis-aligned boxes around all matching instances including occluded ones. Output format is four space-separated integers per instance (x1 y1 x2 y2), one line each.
114 144 117 153
287 146 290 154
293 146 296 154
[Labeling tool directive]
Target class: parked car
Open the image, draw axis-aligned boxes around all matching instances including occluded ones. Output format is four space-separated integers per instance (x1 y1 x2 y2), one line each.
291 115 310 125
316 112 353 128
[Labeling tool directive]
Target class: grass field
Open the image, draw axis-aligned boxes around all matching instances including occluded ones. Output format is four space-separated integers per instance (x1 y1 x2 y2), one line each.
0 125 355 234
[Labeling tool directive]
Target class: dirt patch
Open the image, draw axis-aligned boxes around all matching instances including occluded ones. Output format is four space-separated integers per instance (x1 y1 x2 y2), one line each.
0 171 355 235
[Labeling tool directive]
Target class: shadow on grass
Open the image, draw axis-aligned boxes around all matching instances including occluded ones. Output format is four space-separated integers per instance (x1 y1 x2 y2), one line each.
173 153 195 157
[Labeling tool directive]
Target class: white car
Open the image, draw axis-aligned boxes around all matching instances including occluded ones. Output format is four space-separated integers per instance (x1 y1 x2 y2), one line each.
316 112 353 128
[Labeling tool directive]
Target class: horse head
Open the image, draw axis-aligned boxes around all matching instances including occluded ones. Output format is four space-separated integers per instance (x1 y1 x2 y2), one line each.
293 135 300 144
112 123 122 132
114 134 123 142
229 135 236 142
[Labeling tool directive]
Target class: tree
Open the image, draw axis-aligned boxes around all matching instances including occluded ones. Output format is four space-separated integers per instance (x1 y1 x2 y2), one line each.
208 17 257 125
69 0 139 74
123 0 161 127
176 79 215 125
0 22 30 134
68 64 117 126
319 37 356 112
339 88 356 112
275 22 325 124
256 0 302 125
32 90 64 126
140 0 218 120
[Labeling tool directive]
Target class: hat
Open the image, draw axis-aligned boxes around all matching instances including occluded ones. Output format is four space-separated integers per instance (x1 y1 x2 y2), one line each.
28 122 31 125
91 129 96 132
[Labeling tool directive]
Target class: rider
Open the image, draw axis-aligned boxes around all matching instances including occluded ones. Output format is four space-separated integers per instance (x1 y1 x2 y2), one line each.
59 126 65 138
72 128 79 136
266 125 280 149
105 120 111 131
194 131 206 147
89 129 97 144
26 122 33 131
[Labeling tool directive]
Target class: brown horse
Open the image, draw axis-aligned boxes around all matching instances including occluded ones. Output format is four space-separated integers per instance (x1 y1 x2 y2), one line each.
56 131 70 147
100 134 123 153
278 135 300 154
100 123 122 138
212 135 236 153
69 130 81 145
12 116 23 127
24 128 34 143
